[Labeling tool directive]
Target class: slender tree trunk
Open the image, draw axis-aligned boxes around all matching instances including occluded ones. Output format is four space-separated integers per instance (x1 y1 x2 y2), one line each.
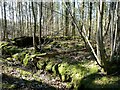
72 1 75 37
12 2 15 38
110 2 116 58
39 2 42 51
3 2 8 41
18 2 22 37
29 2 32 36
65 2 69 36
88 2 92 40
115 2 120 56
97 1 107 72
31 2 38 51
50 2 53 36
1 2 3 40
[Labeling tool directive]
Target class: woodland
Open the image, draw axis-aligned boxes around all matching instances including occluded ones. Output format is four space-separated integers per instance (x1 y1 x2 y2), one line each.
0 1 120 90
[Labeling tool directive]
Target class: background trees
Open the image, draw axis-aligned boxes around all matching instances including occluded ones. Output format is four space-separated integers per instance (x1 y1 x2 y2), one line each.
0 1 120 74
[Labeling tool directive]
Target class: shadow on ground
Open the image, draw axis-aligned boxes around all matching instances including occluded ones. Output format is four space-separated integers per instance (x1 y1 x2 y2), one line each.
1 73 56 90
79 73 120 90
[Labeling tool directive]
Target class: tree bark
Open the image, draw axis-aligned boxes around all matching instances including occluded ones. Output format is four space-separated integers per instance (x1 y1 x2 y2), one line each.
88 2 92 40
65 2 70 36
3 2 8 41
31 2 38 51
72 1 75 37
39 2 42 51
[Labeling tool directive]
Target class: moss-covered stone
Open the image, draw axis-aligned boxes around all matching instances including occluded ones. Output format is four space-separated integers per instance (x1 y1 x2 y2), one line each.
37 60 46 70
1 42 22 56
12 53 20 61
6 57 13 61
45 61 55 71
23 54 31 66
58 62 68 75
58 62 71 82
44 45 52 51
52 63 59 76
0 42 9 48
71 72 82 90
89 66 98 74
12 51 27 63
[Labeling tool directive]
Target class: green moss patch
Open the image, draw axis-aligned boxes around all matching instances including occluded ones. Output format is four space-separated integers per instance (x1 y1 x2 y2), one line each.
80 73 120 90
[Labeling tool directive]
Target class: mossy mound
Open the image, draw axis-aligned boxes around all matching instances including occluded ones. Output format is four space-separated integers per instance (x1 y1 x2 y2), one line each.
12 52 26 62
80 73 120 90
36 56 99 89
37 58 49 70
52 63 59 76
58 62 71 82
0 42 22 56
45 61 55 72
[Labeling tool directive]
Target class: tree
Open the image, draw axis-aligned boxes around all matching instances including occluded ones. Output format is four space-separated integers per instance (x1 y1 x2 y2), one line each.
31 2 38 51
11 2 15 38
65 2 70 36
3 2 8 41
50 2 54 36
115 2 120 57
88 2 92 40
29 2 32 36
0 2 3 40
39 2 42 51
72 1 75 37
18 2 22 37
96 0 107 71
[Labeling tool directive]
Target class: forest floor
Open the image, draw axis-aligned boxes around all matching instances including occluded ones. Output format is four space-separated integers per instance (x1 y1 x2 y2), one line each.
1 37 120 90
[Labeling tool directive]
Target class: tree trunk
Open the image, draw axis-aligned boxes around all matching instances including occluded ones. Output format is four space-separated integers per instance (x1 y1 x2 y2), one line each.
39 2 42 51
65 2 69 36
3 2 8 41
29 2 32 36
97 1 108 72
31 2 38 51
1 2 3 40
72 1 75 37
88 2 92 40
115 2 120 56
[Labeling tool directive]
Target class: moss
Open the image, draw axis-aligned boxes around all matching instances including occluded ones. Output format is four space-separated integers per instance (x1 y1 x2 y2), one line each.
37 60 46 70
33 74 42 82
45 61 55 72
44 45 52 51
5 46 21 55
2 83 16 89
9 46 22 54
6 57 13 61
50 41 61 48
75 44 83 49
52 63 59 76
12 53 20 61
69 66 83 89
68 45 73 49
58 62 71 82
0 42 9 49
71 72 82 90
35 53 47 57
66 82 73 89
89 66 98 74
23 54 31 66
58 62 69 75
80 73 120 90
12 51 27 63
20 52 27 62
20 70 32 76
